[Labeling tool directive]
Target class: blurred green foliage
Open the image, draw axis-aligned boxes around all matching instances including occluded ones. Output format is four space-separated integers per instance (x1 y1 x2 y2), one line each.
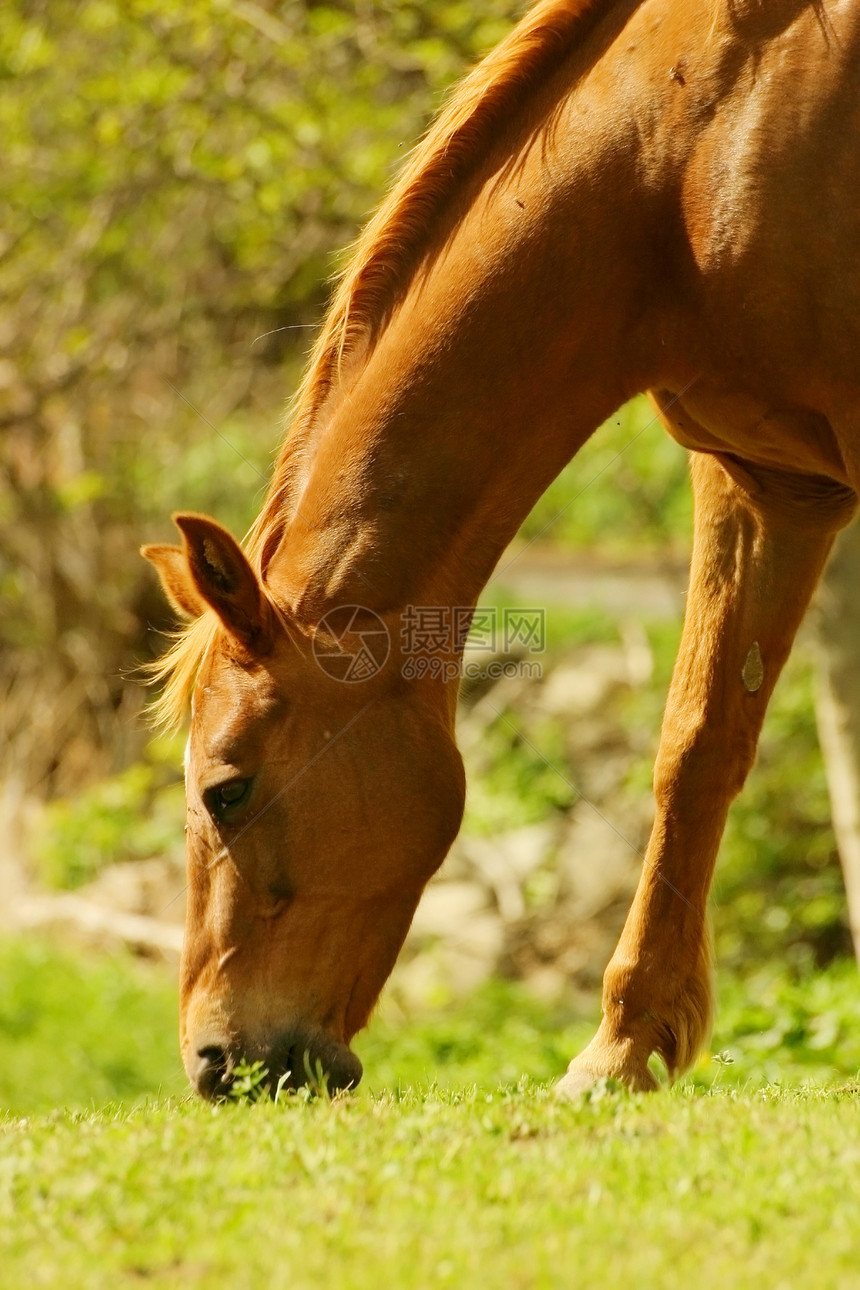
0 0 526 792
463 712 575 836
1 936 858 1116
521 397 692 557
0 937 184 1114
31 733 185 889
716 658 849 971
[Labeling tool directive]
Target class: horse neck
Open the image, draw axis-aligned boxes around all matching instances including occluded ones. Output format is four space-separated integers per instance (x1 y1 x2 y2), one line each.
266 27 672 626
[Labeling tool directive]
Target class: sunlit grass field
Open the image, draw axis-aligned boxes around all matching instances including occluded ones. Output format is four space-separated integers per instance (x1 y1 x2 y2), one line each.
3 1080 859 1290
1 939 859 1289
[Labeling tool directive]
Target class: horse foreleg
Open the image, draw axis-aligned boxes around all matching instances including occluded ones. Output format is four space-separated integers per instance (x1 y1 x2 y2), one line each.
560 450 852 1094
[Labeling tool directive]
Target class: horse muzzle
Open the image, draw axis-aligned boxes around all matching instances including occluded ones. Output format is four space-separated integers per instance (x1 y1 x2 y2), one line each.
188 1029 363 1101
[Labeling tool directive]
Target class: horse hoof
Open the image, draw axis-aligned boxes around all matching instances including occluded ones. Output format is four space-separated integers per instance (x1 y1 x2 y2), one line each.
555 1064 603 1099
556 1054 659 1098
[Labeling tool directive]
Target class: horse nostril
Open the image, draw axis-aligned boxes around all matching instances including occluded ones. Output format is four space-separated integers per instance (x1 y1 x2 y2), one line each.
194 1045 234 1101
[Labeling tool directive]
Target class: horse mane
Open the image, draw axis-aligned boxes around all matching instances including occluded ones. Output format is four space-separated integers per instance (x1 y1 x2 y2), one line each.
295 0 604 409
148 0 607 728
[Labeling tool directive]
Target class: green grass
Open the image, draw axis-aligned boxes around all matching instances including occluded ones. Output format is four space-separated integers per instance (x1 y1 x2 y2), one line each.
2 1082 859 1289
1 939 859 1286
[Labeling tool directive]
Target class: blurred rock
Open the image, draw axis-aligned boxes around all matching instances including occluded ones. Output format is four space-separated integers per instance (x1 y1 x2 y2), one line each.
80 856 186 925
557 803 643 920
536 645 628 718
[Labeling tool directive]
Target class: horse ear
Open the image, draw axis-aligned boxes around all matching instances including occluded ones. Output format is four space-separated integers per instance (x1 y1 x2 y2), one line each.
143 513 274 651
140 542 208 621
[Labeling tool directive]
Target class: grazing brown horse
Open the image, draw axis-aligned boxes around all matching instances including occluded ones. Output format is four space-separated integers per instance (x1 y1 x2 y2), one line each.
143 0 860 1098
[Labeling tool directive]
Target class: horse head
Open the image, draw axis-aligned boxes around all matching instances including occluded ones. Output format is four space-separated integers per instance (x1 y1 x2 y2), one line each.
143 513 465 1098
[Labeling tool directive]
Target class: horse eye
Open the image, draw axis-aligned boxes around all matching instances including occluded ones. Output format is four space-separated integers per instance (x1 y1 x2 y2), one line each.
204 777 253 823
